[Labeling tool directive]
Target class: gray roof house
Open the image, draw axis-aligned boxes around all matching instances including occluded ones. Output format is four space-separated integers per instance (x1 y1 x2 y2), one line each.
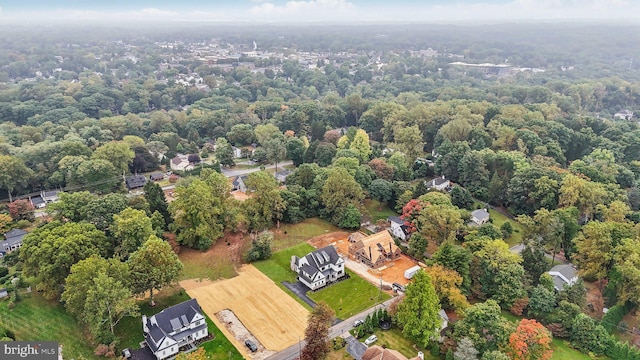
0 229 27 257
143 299 208 360
470 209 490 226
291 245 346 291
231 175 248 193
425 176 450 191
387 216 409 241
41 190 60 203
125 175 148 190
275 170 292 184
548 264 579 291
30 195 46 209
0 288 8 299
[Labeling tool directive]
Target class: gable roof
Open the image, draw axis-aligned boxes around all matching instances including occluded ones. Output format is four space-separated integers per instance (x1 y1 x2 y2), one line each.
387 216 404 225
549 264 576 280
5 229 27 240
42 190 59 198
471 209 490 221
125 175 147 189
150 173 164 181
295 245 342 283
352 231 399 264
362 346 407 360
429 177 448 186
144 299 206 353
31 196 45 206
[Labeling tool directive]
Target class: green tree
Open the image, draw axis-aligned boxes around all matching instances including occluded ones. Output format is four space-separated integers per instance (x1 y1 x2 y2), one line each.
314 142 337 167
62 255 136 343
92 141 134 173
369 179 393 206
396 270 441 348
112 207 154 259
302 302 335 360
286 137 306 167
246 232 273 262
170 172 234 250
450 186 474 210
20 221 108 298
528 284 556 319
417 204 464 245
85 193 129 231
214 137 235 167
570 313 610 355
392 125 424 163
0 155 34 201
265 137 287 173
254 123 281 146
573 221 616 282
612 238 640 304
128 236 183 306
432 242 472 294
453 300 513 354
244 171 287 231
337 203 361 229
320 168 364 225
454 337 479 360
144 181 171 226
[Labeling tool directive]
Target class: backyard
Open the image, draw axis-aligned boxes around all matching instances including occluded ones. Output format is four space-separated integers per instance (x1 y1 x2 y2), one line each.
308 270 391 319
488 208 523 246
271 217 342 251
0 292 96 360
114 286 243 360
363 199 398 223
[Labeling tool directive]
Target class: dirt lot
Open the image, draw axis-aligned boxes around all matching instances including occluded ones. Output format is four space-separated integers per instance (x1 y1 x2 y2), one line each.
231 190 250 201
308 232 418 286
181 265 309 354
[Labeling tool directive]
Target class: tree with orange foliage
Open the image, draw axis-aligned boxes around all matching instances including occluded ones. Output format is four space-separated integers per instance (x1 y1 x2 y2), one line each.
508 319 553 360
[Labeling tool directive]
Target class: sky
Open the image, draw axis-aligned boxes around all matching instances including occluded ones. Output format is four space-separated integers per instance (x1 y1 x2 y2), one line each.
0 0 639 23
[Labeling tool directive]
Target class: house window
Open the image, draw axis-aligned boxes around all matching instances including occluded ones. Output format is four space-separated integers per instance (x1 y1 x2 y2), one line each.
171 347 174 353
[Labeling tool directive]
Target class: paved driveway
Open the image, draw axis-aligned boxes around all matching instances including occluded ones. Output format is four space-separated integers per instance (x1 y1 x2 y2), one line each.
345 336 367 360
282 281 316 308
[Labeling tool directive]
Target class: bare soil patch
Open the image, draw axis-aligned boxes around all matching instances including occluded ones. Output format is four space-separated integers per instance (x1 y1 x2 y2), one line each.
216 309 275 360
181 265 309 353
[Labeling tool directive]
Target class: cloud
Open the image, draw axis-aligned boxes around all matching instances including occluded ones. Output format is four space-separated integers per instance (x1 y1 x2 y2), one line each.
134 8 179 17
250 0 356 20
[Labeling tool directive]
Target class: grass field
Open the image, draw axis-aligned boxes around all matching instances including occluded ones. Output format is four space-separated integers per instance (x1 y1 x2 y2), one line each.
179 248 238 281
370 328 437 359
115 287 243 360
0 292 96 360
308 270 391 319
364 199 398 223
272 218 341 251
488 208 523 246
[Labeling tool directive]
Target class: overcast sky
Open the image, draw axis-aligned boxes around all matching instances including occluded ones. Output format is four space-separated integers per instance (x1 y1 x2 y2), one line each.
1 0 639 23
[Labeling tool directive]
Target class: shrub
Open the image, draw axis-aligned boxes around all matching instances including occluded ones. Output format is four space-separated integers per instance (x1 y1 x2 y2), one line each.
0 266 8 278
246 232 273 262
15 220 31 229
332 337 346 350
601 305 627 333
510 297 528 316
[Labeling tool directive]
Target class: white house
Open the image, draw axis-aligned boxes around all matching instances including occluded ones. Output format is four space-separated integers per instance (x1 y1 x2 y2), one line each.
170 154 194 172
291 245 346 291
0 229 27 257
387 216 409 241
425 176 450 191
470 209 490 226
548 264 579 291
231 146 243 159
614 110 634 121
143 299 208 360
41 190 60 203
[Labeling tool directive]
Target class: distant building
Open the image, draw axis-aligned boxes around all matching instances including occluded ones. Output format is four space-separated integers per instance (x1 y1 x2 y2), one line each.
425 176 450 191
275 170 292 184
143 299 208 360
291 245 346 291
387 216 409 241
41 190 60 203
125 175 148 190
0 229 27 257
449 61 512 76
231 175 248 193
470 209 490 226
170 154 194 172
150 173 165 182
30 195 46 209
348 231 401 268
614 110 634 121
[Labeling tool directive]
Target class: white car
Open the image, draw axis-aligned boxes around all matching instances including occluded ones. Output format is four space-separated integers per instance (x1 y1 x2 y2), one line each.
353 319 364 327
364 335 378 346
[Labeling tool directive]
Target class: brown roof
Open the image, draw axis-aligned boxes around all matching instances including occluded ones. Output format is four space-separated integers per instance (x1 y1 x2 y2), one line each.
350 230 400 264
362 346 408 360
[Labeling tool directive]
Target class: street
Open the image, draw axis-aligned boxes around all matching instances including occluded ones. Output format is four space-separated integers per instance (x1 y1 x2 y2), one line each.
265 298 396 360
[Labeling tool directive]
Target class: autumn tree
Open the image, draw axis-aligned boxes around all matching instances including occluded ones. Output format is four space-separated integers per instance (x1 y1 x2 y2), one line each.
302 302 335 360
396 270 441 348
349 129 372 163
424 264 470 312
20 221 108 298
432 242 472 294
112 207 154 259
612 238 640 304
508 319 553 360
573 221 617 282
7 199 34 221
128 236 183 306
62 255 137 343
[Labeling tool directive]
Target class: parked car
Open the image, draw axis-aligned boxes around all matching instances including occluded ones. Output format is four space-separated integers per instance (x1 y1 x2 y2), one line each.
245 339 258 352
392 282 405 292
364 335 378 346
353 319 364 327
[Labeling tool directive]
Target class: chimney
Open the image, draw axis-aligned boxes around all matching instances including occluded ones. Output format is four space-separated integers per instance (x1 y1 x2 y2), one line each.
390 242 392 254
369 246 372 260
142 315 149 333
418 351 424 360
442 175 445 179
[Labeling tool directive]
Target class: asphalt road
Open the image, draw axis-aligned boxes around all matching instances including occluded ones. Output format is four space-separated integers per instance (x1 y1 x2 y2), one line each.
220 161 292 178
264 298 396 360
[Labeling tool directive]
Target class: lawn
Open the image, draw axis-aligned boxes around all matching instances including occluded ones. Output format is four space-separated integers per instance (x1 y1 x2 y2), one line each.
369 328 437 360
253 242 316 310
272 218 341 251
488 208 523 246
308 270 391 320
0 292 97 360
115 287 243 360
364 199 398 223
178 247 238 281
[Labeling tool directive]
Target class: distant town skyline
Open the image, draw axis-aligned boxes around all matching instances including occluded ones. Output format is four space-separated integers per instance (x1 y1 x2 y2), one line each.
1 0 639 23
